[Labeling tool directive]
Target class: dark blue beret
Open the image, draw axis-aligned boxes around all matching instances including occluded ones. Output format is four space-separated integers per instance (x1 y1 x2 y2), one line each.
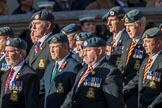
61 24 79 35
79 15 95 24
74 32 95 41
124 9 143 23
5 38 27 50
107 6 125 18
142 27 162 39
0 26 14 36
31 10 54 21
82 37 106 48
48 33 68 44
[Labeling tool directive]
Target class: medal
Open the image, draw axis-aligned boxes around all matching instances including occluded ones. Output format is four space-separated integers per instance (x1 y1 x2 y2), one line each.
149 80 156 89
10 90 18 102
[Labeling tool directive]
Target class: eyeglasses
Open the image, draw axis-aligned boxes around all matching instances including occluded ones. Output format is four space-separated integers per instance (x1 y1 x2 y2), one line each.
4 49 20 54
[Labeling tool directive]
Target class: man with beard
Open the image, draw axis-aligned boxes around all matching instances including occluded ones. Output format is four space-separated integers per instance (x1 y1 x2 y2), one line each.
0 38 39 108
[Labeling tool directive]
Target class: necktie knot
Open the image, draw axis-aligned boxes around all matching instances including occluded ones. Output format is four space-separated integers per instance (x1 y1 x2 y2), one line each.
34 41 41 55
88 65 93 71
147 58 153 63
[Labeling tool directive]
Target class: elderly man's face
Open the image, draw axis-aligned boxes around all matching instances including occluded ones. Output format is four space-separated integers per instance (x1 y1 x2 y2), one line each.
31 20 49 39
125 22 141 39
143 37 160 56
49 43 68 61
83 47 99 65
4 46 21 67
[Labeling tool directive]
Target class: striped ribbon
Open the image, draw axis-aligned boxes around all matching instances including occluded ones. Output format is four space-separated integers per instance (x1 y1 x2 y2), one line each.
143 58 153 84
126 39 137 65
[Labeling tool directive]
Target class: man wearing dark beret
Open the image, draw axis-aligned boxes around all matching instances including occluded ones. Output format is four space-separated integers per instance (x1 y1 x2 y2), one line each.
74 32 95 64
60 37 124 108
0 38 40 108
61 23 80 59
106 6 130 67
118 9 148 108
123 27 162 108
0 26 15 95
40 33 82 108
79 15 96 34
61 23 81 62
26 10 55 79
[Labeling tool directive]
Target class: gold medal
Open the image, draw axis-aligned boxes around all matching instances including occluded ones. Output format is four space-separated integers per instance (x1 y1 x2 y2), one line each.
56 83 64 93
86 88 95 99
38 59 45 69
10 90 18 102
149 80 156 89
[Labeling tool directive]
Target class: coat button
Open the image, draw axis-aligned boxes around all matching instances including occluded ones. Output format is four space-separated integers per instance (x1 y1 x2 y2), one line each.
73 100 76 103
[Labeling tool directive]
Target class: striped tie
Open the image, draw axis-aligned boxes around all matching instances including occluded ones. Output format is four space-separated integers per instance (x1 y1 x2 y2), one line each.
34 41 41 56
77 65 93 88
5 69 15 93
126 39 137 65
143 58 153 84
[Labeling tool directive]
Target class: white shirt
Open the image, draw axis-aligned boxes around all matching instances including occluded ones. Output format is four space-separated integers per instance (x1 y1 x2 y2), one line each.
10 60 25 82
38 32 52 47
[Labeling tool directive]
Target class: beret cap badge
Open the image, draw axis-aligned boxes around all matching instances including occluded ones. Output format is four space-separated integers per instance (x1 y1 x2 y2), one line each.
83 41 88 47
125 18 128 23
51 37 57 43
75 35 80 41
6 40 10 45
34 14 40 20
110 11 115 16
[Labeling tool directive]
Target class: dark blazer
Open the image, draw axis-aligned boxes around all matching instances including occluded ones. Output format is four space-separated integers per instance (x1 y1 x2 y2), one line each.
40 54 82 108
0 62 40 108
60 57 124 108
123 52 162 108
106 30 130 67
26 34 53 79
118 38 147 85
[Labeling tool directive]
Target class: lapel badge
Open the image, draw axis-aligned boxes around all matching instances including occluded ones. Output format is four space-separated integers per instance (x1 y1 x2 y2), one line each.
149 80 156 89
10 90 18 102
39 59 45 69
56 83 64 93
16 73 20 80
86 87 95 99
